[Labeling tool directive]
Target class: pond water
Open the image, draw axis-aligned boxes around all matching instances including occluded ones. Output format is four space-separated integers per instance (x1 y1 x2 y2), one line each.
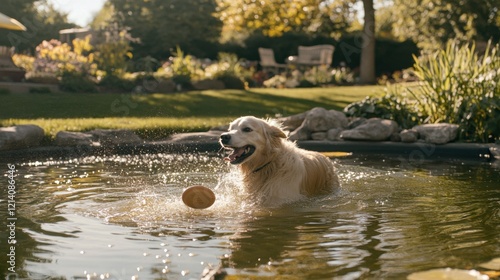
1 152 499 280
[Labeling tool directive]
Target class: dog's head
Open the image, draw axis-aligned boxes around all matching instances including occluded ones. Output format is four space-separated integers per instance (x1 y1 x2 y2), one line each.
219 116 287 165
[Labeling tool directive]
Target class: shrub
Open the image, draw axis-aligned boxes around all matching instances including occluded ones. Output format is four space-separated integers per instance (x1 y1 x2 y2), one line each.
407 40 500 142
60 71 97 93
302 66 332 86
157 47 202 89
93 20 137 76
217 74 246 89
344 91 421 129
213 52 250 89
98 74 135 92
34 38 96 76
12 54 35 72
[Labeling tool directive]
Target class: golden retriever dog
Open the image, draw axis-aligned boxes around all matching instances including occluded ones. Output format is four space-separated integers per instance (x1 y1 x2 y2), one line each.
219 116 340 206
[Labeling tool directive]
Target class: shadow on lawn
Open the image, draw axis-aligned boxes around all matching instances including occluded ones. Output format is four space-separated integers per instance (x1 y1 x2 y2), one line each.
0 90 350 119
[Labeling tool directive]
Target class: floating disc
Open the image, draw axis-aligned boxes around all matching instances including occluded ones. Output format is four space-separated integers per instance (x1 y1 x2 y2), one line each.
182 185 216 209
321 151 353 158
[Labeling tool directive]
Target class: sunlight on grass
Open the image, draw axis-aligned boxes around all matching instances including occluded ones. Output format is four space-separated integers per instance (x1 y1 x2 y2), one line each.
0 117 234 139
0 86 385 139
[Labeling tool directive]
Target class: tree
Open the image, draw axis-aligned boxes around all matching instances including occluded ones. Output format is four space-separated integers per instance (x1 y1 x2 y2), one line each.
216 0 376 83
216 0 357 41
108 0 222 59
359 0 376 84
390 0 500 48
0 0 76 52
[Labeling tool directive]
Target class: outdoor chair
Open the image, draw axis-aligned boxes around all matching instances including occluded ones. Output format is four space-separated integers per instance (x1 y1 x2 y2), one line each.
292 45 335 67
258 48 287 74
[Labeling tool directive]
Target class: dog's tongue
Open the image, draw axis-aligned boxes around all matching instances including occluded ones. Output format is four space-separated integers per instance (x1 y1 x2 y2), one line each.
224 147 245 162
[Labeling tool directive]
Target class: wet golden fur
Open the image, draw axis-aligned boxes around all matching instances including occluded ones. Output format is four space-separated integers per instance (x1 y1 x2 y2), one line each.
220 116 340 206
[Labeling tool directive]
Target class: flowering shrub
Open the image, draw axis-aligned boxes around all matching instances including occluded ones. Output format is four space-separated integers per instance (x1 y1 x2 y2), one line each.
11 54 34 72
35 37 96 76
14 37 98 84
156 48 253 89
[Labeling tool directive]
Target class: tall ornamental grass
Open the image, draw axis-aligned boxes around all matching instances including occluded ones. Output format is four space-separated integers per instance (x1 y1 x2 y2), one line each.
407 40 500 142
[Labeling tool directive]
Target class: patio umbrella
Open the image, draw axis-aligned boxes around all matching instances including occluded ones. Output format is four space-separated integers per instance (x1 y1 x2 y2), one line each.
0 12 27 31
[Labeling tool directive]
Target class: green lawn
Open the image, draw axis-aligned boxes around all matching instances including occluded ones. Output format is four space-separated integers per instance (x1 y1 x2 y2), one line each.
0 86 384 139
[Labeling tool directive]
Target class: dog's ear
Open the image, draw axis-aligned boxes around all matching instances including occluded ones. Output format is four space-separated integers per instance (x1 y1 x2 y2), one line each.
270 126 287 138
264 118 287 139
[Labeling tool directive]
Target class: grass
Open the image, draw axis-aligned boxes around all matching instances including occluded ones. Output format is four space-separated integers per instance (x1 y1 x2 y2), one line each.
0 86 384 140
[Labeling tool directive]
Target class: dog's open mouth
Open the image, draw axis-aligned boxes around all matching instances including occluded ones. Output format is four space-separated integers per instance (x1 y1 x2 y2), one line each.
223 145 255 164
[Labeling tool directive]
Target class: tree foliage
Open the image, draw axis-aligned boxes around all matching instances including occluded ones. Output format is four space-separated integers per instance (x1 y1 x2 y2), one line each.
0 0 76 52
108 0 222 59
216 0 357 40
390 0 500 48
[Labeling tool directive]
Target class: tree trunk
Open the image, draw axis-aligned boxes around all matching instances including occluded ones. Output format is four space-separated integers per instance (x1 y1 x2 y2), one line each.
360 0 376 84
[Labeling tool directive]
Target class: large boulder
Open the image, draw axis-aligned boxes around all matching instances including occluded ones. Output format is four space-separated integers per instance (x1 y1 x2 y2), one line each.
340 118 398 141
0 125 44 151
399 129 419 143
55 131 95 146
278 111 307 131
413 123 459 144
288 107 348 141
326 128 343 141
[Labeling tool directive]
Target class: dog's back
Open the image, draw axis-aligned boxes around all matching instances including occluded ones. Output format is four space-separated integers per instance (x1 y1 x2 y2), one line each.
299 150 339 196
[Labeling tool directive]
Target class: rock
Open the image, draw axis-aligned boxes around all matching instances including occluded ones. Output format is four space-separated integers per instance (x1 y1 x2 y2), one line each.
306 107 348 131
347 117 367 129
192 79 225 90
326 128 343 141
390 132 402 142
311 132 327 140
400 129 419 143
413 123 459 144
55 131 94 146
288 126 310 141
0 125 44 151
490 145 500 160
288 107 348 141
88 129 142 146
340 118 398 141
278 111 307 131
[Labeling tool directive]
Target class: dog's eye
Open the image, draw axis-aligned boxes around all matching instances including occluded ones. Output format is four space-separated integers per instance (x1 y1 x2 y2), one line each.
242 127 253 132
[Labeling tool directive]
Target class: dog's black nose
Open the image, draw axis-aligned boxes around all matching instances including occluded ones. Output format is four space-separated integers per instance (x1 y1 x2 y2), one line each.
220 133 231 144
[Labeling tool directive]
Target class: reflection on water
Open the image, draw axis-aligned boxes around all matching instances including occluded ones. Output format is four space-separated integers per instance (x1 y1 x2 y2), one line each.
0 153 499 279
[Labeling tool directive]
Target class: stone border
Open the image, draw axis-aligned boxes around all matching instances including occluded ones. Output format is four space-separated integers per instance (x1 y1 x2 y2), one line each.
0 137 496 163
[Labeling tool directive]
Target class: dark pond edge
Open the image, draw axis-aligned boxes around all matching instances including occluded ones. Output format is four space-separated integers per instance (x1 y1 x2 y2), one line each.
0 140 497 163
